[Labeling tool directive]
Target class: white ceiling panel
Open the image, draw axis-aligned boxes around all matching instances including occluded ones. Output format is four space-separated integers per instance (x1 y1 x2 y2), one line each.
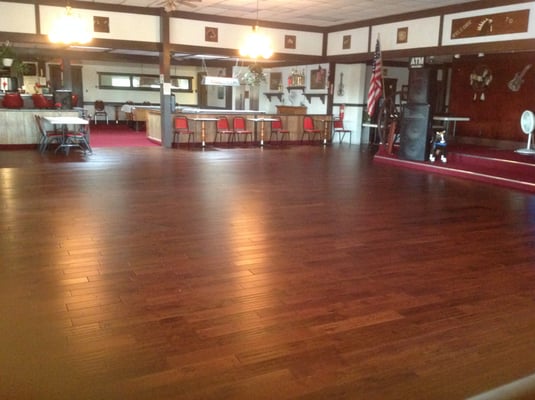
78 0 478 27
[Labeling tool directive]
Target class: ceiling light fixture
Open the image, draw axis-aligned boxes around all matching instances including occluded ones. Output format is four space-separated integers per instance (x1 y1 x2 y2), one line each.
239 0 273 59
48 2 92 44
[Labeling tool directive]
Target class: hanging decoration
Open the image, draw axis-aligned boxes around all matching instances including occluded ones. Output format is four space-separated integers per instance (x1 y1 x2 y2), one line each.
238 64 267 87
470 64 492 101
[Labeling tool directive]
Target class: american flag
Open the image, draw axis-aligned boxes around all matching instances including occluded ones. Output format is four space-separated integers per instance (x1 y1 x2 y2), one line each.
367 37 383 118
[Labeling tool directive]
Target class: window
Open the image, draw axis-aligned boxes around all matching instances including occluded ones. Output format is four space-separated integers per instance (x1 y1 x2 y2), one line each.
98 72 193 92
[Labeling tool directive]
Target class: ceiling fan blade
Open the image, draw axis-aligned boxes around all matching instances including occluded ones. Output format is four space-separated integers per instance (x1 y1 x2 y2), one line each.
178 0 202 7
155 0 202 12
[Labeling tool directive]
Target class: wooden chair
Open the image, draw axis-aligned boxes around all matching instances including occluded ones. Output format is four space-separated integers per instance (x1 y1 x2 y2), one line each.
301 116 321 143
269 117 290 144
233 117 253 144
93 100 108 124
333 119 352 144
214 117 235 144
173 116 195 146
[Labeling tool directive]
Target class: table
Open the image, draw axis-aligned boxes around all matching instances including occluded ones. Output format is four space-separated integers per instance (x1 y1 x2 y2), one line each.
362 122 380 144
187 117 218 147
247 117 277 146
433 116 470 137
44 116 91 154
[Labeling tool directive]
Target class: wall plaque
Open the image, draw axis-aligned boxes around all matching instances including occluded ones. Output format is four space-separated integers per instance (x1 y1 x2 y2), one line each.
451 9 529 39
205 27 218 42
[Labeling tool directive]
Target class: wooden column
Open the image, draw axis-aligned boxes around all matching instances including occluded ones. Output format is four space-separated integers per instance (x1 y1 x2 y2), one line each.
159 10 172 148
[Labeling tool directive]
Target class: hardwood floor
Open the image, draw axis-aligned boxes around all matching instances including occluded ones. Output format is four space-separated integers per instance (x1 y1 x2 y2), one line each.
2 144 535 399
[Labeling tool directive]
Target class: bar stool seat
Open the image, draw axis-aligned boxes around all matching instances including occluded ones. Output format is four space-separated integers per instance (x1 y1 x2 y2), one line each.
173 116 195 146
269 117 290 144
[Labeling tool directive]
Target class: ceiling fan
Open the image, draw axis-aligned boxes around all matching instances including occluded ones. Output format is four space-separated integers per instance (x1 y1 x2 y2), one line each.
151 0 202 13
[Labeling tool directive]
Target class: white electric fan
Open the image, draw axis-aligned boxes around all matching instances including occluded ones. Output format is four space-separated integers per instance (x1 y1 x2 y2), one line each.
516 110 535 155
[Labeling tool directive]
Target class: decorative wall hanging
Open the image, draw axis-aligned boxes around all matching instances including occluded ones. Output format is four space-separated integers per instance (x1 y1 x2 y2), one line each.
310 67 326 90
470 64 493 101
205 27 218 42
396 27 408 44
508 64 532 92
342 35 351 49
94 16 109 33
284 35 296 49
269 72 282 91
451 9 529 39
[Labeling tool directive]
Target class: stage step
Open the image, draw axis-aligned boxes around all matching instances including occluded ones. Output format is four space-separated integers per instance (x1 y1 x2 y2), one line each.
374 145 535 193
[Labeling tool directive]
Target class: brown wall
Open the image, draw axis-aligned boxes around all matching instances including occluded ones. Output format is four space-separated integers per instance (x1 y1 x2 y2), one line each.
449 52 535 142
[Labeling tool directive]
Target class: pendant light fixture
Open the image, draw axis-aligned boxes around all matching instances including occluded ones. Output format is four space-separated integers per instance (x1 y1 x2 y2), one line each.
48 1 92 44
239 0 273 59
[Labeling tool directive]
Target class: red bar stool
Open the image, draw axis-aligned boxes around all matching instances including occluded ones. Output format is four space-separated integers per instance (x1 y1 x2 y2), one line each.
2 92 23 109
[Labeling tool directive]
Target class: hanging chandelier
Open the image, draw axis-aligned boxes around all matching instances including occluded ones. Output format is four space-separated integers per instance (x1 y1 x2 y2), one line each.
239 0 273 59
48 3 92 44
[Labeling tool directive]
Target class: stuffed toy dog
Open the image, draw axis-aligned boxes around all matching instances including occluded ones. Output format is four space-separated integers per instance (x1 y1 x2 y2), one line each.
429 130 447 163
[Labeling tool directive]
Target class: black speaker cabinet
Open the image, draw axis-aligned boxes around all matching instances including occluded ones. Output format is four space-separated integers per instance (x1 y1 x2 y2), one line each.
53 90 72 109
408 68 437 105
398 104 431 161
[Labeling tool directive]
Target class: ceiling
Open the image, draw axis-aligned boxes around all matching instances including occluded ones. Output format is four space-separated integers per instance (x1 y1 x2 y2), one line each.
11 0 480 65
81 0 477 28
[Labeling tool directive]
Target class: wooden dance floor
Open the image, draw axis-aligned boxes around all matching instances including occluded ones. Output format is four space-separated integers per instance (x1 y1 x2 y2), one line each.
2 144 535 399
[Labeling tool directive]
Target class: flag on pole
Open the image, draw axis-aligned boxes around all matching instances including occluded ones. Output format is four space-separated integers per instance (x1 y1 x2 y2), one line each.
367 37 383 118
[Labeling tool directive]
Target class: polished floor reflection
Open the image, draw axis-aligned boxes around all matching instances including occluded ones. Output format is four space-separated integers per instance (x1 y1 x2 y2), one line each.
1 145 535 399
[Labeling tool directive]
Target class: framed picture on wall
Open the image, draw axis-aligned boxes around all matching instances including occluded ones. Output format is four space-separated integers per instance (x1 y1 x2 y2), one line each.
342 35 351 50
94 16 109 33
397 27 408 44
284 35 296 49
310 67 326 90
205 27 218 42
270 72 282 91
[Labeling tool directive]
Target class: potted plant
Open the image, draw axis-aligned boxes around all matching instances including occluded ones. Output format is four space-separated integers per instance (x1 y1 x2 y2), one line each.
0 40 16 67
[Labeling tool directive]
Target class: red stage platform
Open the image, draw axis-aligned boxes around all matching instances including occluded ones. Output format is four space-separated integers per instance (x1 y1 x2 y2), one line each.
373 142 535 193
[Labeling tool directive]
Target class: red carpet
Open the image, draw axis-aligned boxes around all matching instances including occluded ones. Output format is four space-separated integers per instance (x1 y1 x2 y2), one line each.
374 142 535 193
89 123 160 147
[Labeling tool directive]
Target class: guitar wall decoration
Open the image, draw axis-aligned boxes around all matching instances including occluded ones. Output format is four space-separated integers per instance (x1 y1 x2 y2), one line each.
508 64 532 92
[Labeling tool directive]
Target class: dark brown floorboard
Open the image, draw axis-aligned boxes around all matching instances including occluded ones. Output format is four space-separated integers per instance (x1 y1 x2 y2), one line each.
1 145 535 399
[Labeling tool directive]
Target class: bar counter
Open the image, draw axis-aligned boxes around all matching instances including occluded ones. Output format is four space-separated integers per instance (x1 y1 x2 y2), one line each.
146 108 331 145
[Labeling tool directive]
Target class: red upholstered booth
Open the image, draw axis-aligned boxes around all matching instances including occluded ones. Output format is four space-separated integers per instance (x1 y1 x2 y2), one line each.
2 92 24 109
